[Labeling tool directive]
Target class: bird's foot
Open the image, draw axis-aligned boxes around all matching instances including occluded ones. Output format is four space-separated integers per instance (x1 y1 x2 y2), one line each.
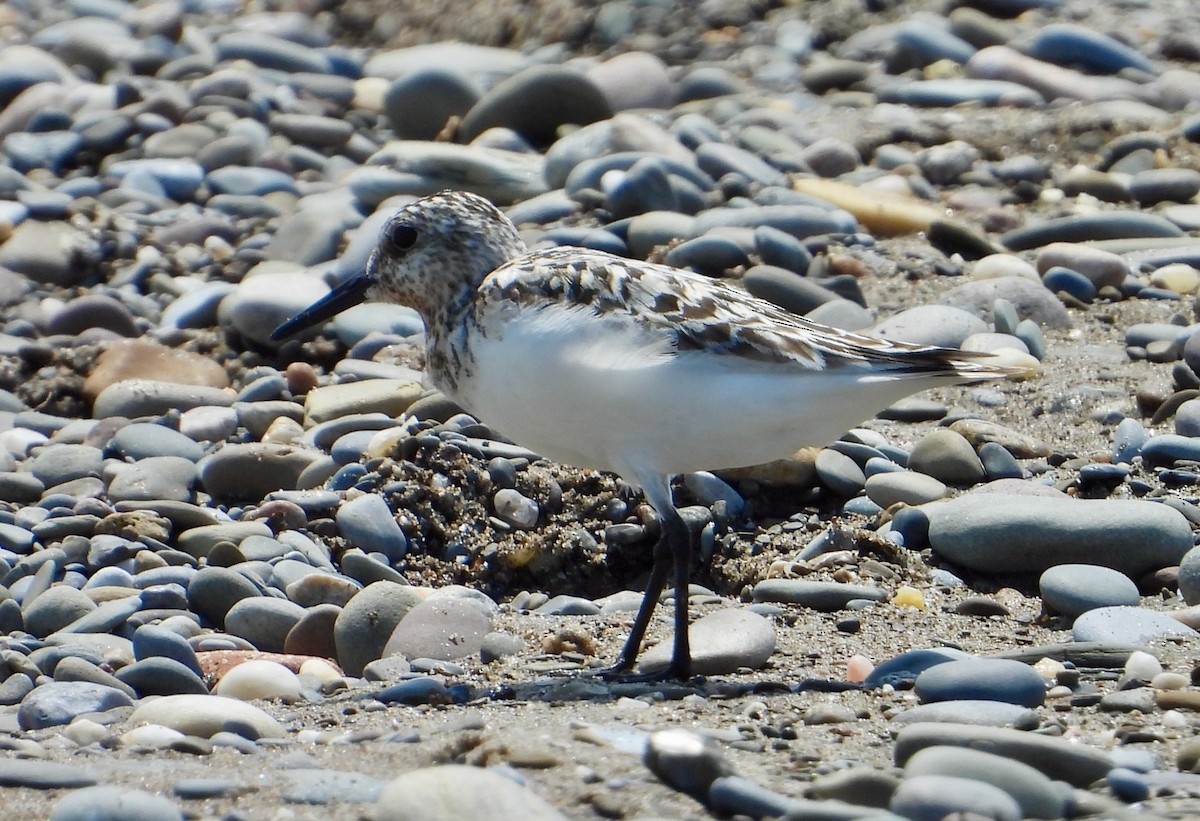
593 658 691 683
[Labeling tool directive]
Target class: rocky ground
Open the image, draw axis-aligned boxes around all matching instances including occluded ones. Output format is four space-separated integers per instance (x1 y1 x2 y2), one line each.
2 0 1200 819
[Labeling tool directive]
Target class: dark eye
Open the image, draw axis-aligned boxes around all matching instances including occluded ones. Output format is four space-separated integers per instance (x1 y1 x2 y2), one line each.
386 223 418 252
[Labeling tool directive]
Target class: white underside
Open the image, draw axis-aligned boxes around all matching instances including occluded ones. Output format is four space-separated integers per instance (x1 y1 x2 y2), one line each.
448 303 966 492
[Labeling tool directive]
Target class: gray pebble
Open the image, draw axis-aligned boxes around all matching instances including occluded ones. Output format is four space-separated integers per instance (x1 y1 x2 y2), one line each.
384 596 491 662
1039 564 1140 619
638 608 775 676
0 757 96 789
753 579 886 609
336 493 408 561
335 581 424 676
18 680 135 730
914 658 1046 707
908 429 985 486
924 494 1191 575
890 774 1019 821
894 723 1112 787
224 597 306 653
375 764 568 821
1072 605 1199 644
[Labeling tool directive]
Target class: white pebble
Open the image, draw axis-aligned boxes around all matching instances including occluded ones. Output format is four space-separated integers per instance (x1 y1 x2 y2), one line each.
262 416 305 444
1151 671 1188 690
215 659 303 702
493 488 539 529
120 724 186 749
62 718 107 746
971 254 1039 281
1125 650 1163 681
179 405 239 442
1150 263 1200 295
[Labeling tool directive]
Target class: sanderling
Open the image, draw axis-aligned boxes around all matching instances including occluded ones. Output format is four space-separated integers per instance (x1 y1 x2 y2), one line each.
274 190 1034 680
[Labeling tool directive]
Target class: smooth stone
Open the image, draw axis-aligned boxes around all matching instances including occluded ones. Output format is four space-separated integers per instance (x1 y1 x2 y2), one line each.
304 379 423 424
109 423 205 461
939 276 1073 329
53 594 143 635
924 494 1192 575
864 471 948 508
374 764 568 821
1028 23 1157 75
358 141 548 205
93 381 233 419
752 579 887 610
107 456 197 504
1001 211 1184 251
83 340 229 400
0 220 98 286
1072 606 1198 644
17 681 134 729
742 265 840 314
459 65 611 145
664 235 749 276
128 693 286 740
1131 168 1200 206
134 624 203 676
334 581 425 676
383 68 478 141
336 494 407 561
224 597 306 653
187 566 262 627
871 305 988 347
0 757 96 789
29 444 104 486
691 204 850 239
1180 546 1200 605
206 165 298 197
383 597 490 662
277 768 387 805
890 774 1019 821
284 603 341 658
198 443 323 503
1039 564 1140 619
115 657 209 696
914 658 1045 707
815 448 866 497
1035 243 1129 290
908 429 985 486
638 608 775 676
223 271 330 346
586 51 673 112
24 586 97 637
890 700 1039 729
214 659 301 701
1042 266 1097 302
643 729 735 796
46 294 137 337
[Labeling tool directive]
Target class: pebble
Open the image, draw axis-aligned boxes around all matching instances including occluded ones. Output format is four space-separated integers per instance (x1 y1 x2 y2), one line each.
753 580 887 610
907 429 985 486
914 658 1046 707
637 608 775 676
375 764 568 821
894 723 1112 788
922 494 1191 575
383 596 491 662
128 694 286 740
1072 606 1199 644
890 774 1020 821
1039 564 1140 619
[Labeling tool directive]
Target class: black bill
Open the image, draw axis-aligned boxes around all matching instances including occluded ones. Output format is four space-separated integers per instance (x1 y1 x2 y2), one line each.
270 273 374 341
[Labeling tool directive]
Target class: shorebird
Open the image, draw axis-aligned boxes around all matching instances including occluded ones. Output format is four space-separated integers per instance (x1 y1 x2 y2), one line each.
274 190 1032 680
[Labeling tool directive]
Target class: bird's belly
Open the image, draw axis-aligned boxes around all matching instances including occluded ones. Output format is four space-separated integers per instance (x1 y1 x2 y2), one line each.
448 311 956 479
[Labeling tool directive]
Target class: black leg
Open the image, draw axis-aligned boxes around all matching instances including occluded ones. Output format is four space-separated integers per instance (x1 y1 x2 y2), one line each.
663 508 692 680
599 506 692 681
602 524 672 675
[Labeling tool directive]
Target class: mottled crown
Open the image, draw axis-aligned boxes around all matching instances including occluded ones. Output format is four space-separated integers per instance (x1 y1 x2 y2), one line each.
367 190 528 321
